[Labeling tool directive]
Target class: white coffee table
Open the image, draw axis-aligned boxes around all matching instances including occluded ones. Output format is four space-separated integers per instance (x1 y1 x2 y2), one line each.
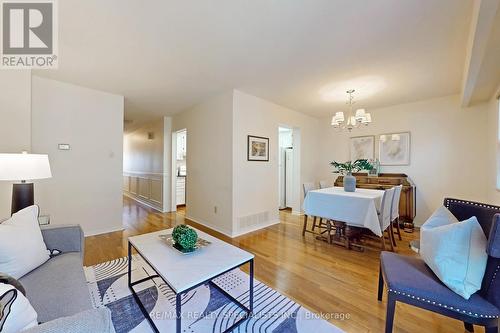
127 227 255 333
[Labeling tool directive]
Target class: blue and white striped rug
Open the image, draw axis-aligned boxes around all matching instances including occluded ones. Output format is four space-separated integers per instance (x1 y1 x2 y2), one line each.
84 256 343 333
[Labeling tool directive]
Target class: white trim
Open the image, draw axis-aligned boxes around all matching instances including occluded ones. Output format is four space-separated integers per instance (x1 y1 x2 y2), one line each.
291 210 303 216
123 192 164 212
84 225 124 237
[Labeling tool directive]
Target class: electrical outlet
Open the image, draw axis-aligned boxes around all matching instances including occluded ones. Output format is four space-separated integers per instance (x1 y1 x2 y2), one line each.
214 206 217 214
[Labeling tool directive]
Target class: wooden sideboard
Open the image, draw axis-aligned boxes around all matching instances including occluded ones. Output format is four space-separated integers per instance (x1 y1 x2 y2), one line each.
334 173 416 227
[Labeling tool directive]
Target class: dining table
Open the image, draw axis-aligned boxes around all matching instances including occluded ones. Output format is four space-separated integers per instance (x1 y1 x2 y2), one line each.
303 186 385 237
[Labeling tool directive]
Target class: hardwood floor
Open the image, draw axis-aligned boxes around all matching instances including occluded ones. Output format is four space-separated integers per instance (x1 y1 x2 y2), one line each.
85 197 478 333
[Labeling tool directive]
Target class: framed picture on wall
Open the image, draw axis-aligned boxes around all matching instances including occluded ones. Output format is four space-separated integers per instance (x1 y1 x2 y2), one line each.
247 135 269 161
350 136 375 161
378 132 411 165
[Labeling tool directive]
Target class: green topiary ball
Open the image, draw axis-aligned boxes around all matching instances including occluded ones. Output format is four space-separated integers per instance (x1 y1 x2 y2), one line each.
172 225 198 250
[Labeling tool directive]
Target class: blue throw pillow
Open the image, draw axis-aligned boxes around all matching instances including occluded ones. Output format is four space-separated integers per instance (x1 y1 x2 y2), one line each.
420 206 488 299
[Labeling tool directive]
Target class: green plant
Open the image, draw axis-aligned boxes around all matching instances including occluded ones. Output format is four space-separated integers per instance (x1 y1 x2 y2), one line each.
330 159 373 175
172 225 198 250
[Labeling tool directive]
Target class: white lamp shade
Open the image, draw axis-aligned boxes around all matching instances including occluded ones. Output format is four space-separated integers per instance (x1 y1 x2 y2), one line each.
355 109 366 120
362 113 372 124
331 115 338 125
335 112 345 122
0 153 52 181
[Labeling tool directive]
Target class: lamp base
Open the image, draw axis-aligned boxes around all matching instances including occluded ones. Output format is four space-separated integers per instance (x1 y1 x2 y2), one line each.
11 183 34 215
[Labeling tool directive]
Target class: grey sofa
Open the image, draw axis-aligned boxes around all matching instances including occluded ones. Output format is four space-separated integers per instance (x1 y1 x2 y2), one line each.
18 224 115 333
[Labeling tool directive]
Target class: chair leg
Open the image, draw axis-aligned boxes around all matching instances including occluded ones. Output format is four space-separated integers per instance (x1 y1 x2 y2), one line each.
463 322 474 332
385 293 396 333
326 220 332 244
395 217 402 241
388 229 394 252
312 216 318 231
377 266 384 301
302 215 308 236
485 326 498 333
390 222 397 247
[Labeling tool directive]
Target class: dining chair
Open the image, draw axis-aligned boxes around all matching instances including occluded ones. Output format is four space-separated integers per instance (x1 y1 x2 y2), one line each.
378 187 396 252
378 198 500 333
302 182 318 236
389 185 403 246
319 180 332 189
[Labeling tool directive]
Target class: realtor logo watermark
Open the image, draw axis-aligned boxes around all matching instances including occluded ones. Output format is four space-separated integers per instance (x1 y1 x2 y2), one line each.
1 0 58 68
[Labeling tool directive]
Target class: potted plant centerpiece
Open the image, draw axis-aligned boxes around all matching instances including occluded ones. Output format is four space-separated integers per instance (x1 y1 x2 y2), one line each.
172 224 198 252
330 159 373 192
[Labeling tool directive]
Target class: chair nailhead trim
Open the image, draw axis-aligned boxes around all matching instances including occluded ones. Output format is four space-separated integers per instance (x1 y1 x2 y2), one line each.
388 289 499 319
492 265 500 282
444 198 500 211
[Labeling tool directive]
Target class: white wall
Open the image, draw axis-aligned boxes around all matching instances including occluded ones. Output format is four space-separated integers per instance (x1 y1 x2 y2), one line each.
31 76 124 236
170 90 496 235
486 96 500 205
172 92 234 235
123 117 172 212
317 94 491 225
232 90 321 235
124 119 165 174
0 70 32 218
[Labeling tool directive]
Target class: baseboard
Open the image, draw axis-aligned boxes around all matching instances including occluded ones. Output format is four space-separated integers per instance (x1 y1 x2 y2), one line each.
291 210 303 216
84 225 125 237
184 215 233 238
123 192 163 212
232 219 280 238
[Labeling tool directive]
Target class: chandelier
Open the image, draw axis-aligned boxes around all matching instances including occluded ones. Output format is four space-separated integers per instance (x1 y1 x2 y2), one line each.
331 89 372 131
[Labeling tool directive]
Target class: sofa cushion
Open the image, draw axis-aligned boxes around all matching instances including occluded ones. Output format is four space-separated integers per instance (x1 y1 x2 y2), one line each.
0 205 50 278
381 252 500 319
23 308 115 333
0 273 25 296
19 253 92 323
421 207 488 299
0 283 38 333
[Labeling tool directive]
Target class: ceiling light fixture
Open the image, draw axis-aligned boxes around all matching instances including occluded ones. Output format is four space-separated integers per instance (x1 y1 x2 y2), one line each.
331 89 372 132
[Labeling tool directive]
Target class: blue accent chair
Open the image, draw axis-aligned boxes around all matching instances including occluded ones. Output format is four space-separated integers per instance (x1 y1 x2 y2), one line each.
378 198 500 333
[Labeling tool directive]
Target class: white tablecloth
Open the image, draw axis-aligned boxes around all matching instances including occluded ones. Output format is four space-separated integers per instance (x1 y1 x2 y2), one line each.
303 186 385 236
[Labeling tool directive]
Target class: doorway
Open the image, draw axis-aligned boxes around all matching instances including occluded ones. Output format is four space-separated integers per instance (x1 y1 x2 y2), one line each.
172 129 187 212
278 127 293 210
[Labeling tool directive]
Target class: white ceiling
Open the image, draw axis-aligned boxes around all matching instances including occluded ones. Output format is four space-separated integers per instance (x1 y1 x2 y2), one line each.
36 0 475 127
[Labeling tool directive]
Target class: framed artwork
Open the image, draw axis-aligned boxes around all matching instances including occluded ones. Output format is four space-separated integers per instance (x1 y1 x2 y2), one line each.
247 135 269 161
378 132 411 165
350 136 375 161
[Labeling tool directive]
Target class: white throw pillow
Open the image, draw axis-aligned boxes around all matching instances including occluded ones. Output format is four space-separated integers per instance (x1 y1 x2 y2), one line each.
420 206 488 299
0 206 50 279
0 283 38 332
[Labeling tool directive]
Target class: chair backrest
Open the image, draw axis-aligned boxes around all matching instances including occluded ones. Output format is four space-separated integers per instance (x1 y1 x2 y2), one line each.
444 198 500 309
319 180 331 189
390 185 403 220
303 182 316 199
379 187 395 231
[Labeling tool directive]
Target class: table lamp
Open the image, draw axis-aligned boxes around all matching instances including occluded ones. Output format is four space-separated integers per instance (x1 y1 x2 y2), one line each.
0 152 52 215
